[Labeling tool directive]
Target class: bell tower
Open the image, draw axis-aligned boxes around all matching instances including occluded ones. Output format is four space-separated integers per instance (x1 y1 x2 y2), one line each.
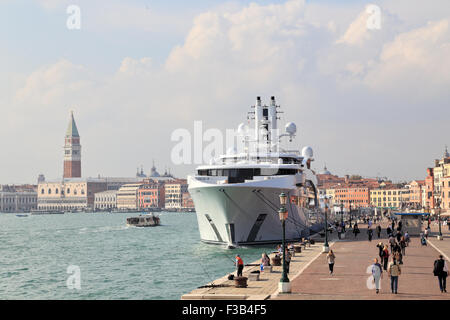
63 111 81 178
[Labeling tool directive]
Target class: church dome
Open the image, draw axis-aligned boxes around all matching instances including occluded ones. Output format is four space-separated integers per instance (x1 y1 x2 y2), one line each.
321 164 331 175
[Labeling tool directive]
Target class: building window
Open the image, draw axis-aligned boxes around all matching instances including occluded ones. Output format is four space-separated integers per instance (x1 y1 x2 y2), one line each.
41 189 44 194
67 188 70 194
56 188 59 194
48 189 51 194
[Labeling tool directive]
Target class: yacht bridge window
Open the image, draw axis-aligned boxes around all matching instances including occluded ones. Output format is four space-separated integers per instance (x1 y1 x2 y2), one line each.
197 168 298 183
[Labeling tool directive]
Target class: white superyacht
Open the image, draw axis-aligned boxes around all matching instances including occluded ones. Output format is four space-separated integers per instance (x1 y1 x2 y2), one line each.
187 96 325 246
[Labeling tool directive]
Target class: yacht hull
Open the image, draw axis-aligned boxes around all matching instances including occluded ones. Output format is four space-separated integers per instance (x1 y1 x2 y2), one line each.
188 175 321 246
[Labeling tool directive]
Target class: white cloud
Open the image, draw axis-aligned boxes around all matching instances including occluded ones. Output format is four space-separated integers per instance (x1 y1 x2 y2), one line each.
1 0 450 183
364 20 450 98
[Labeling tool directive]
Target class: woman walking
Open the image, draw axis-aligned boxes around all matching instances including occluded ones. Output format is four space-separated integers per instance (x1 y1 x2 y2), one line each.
327 250 336 275
382 245 390 271
371 258 383 294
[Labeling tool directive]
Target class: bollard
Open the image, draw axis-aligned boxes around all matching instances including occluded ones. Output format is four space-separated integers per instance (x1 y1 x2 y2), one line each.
234 276 248 288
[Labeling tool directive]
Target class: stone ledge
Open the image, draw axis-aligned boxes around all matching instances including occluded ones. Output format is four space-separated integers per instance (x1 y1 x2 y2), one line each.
181 294 248 300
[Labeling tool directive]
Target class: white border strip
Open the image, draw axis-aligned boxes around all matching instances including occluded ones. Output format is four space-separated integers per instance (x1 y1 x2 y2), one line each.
270 241 336 298
427 239 450 261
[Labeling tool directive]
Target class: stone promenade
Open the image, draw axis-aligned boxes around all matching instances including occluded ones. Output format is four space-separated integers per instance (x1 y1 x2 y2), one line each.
273 221 450 300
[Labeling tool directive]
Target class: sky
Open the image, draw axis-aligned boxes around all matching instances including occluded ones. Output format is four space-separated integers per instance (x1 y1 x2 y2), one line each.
1 0 449 184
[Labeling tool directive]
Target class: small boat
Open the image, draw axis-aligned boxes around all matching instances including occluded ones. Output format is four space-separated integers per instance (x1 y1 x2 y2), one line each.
16 214 29 217
126 214 160 227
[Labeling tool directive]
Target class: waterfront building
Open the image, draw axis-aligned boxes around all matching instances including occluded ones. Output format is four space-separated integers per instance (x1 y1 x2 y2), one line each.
0 186 37 212
164 179 188 209
138 179 165 209
63 111 82 178
334 185 371 209
101 177 145 191
182 191 194 209
370 185 408 209
116 183 143 210
406 180 425 209
424 168 435 209
94 190 118 210
37 178 107 210
442 176 450 211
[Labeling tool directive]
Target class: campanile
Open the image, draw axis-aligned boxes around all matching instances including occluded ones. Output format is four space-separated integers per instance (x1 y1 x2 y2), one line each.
63 111 81 178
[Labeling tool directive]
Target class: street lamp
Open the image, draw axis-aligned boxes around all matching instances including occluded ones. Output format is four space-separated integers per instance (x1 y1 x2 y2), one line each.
322 195 330 253
278 192 290 293
349 201 353 229
340 200 344 231
437 198 443 240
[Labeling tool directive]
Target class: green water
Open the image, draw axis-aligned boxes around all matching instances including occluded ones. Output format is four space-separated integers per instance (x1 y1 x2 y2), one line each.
0 212 272 300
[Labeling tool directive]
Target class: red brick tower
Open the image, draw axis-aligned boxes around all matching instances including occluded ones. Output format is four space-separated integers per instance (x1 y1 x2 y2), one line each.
63 111 81 178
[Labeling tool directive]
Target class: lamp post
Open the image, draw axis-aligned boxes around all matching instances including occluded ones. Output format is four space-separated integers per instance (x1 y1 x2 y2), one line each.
278 192 291 293
340 200 344 229
437 198 443 240
349 201 352 229
322 195 330 253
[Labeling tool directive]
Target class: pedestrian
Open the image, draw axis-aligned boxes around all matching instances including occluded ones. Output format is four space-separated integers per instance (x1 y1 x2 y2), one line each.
388 258 401 294
421 233 427 246
376 225 382 238
382 245 390 271
393 248 403 265
337 225 342 240
353 225 360 238
386 225 392 237
371 258 383 294
261 253 270 266
342 221 346 233
396 230 402 242
327 250 336 275
377 242 384 265
235 254 244 277
399 236 407 256
404 231 410 246
284 248 291 274
424 228 429 239
367 227 373 242
398 220 402 231
433 255 449 293
389 235 397 254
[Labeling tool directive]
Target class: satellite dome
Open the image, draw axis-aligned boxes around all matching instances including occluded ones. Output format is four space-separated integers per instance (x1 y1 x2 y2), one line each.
285 122 297 135
237 123 249 135
302 146 313 159
227 147 237 155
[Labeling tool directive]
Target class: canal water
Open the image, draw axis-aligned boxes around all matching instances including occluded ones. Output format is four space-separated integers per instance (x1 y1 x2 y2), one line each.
0 212 273 299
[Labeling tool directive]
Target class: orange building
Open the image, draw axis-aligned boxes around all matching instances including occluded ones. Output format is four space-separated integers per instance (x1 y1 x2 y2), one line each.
138 180 165 209
424 168 435 209
334 185 371 209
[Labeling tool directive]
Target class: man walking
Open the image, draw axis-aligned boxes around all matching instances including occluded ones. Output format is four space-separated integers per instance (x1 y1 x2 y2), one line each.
388 258 401 294
367 227 373 242
235 254 244 277
376 225 382 238
433 255 449 293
